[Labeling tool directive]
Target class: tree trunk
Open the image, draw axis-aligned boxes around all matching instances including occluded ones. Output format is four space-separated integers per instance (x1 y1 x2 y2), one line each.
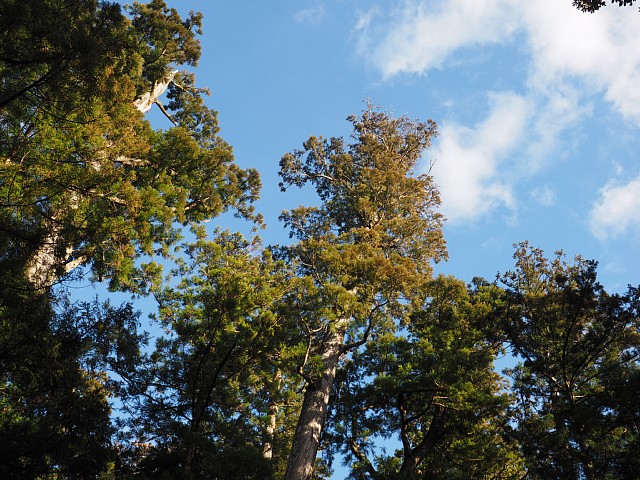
398 407 446 478
284 324 346 480
263 402 278 460
263 369 281 460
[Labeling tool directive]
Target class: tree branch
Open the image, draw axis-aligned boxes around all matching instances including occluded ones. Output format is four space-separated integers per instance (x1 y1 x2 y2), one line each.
133 70 178 113
348 437 378 479
154 100 177 126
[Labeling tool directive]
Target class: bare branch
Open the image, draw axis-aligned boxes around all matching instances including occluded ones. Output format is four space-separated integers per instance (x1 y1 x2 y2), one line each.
154 100 178 126
133 70 179 113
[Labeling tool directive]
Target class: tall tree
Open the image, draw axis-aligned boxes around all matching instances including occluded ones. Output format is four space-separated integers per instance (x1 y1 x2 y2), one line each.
277 105 446 480
328 276 524 480
498 242 640 479
0 1 260 475
0 0 260 291
120 230 290 479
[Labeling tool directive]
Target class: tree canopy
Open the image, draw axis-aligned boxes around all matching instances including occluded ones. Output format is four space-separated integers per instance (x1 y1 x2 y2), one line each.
497 243 640 479
1 2 639 480
0 0 260 291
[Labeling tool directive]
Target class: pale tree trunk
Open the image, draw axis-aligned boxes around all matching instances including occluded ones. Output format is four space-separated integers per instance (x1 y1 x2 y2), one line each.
262 402 278 460
262 369 282 460
24 72 177 288
26 221 74 289
133 70 178 113
284 323 347 480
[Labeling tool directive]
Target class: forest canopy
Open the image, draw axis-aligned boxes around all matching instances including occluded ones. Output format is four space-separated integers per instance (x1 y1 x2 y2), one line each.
1 1 638 479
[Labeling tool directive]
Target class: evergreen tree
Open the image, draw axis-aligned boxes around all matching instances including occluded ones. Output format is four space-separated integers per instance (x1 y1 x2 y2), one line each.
0 0 260 291
277 105 446 480
328 276 525 479
498 242 640 479
0 2 259 475
119 230 290 478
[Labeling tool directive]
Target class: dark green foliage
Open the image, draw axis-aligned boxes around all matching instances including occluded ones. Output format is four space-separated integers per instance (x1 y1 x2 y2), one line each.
328 276 525 479
573 0 637 12
0 288 144 478
0 2 261 477
119 231 289 478
2 2 639 475
498 242 640 480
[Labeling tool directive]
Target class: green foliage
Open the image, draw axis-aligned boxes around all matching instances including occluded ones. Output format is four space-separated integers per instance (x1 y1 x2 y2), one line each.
0 2 261 477
277 106 446 479
498 242 640 479
328 276 524 479
120 231 290 478
0 0 260 291
0 288 144 477
3 4 638 477
278 104 446 373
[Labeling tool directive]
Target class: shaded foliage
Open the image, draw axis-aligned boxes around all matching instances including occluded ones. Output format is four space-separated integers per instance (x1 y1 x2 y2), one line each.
118 230 291 478
328 276 525 480
0 289 144 478
498 242 640 480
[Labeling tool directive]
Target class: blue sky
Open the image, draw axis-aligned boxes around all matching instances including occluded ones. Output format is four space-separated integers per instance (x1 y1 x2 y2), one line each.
161 0 640 294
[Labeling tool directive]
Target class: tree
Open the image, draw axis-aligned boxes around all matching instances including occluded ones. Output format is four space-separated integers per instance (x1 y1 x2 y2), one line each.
498 242 640 479
0 1 260 475
328 276 524 480
573 0 637 13
119 230 291 479
0 0 260 291
0 292 144 478
277 105 446 480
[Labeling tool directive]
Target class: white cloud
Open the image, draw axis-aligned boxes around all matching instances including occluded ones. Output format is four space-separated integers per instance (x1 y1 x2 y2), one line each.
366 0 519 78
358 0 640 122
294 5 325 25
356 0 640 225
522 0 640 123
432 92 530 222
589 177 640 240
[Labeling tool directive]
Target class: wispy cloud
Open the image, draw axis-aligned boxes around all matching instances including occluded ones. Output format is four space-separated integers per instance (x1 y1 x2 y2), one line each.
530 185 556 207
294 4 325 25
367 0 518 78
354 7 380 32
358 0 640 121
589 177 640 240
